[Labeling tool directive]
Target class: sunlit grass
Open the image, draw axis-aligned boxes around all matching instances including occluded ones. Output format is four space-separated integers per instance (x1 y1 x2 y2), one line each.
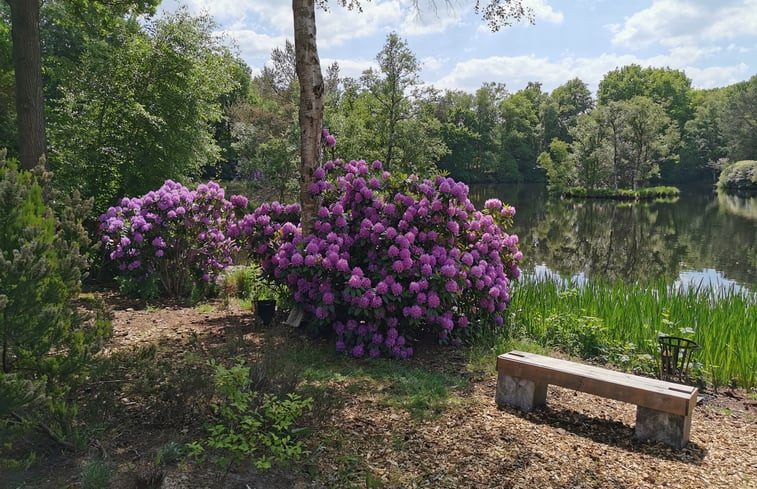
485 277 756 388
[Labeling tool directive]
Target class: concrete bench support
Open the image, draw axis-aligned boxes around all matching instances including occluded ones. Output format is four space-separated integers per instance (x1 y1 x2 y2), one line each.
635 406 692 449
496 351 698 449
496 374 547 411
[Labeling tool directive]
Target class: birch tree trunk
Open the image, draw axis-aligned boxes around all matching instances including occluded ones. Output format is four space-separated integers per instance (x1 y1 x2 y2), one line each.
292 0 324 235
6 0 47 170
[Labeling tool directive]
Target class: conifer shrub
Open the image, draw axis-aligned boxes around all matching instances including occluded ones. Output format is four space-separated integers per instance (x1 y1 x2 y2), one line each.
240 158 522 358
0 150 111 447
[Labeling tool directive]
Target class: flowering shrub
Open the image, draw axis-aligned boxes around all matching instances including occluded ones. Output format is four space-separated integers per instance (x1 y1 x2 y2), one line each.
241 158 522 358
99 180 249 297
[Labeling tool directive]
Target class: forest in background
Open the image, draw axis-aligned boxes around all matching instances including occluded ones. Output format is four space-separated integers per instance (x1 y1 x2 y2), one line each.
0 2 755 212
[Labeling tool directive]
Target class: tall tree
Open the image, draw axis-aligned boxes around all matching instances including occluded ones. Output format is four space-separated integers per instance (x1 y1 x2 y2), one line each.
720 75 756 161
293 0 327 235
549 77 594 143
48 9 238 211
0 11 15 154
596 101 626 189
620 96 679 189
679 90 727 182
500 82 544 181
361 32 420 171
4 0 45 170
3 0 160 171
569 110 611 190
293 0 533 232
597 64 693 132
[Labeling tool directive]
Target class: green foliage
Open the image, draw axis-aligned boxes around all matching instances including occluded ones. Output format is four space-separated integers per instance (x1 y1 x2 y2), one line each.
0 150 111 447
80 460 112 489
220 264 284 302
563 186 680 200
678 91 727 182
717 160 757 191
719 75 757 161
549 78 594 143
187 359 313 473
155 441 183 466
500 84 544 181
48 8 240 212
597 64 694 130
0 17 15 156
545 96 680 193
537 138 574 194
494 277 756 388
538 311 607 359
229 42 300 202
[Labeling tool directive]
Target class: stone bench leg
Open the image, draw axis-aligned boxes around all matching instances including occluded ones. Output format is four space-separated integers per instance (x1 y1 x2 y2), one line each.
635 406 692 448
496 374 547 411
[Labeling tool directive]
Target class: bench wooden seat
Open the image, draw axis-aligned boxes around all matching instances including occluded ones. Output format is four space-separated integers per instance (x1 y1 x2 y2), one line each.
496 351 698 448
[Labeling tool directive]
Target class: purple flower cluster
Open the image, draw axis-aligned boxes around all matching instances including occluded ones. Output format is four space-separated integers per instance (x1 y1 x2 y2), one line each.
322 128 336 149
99 180 249 296
242 158 522 359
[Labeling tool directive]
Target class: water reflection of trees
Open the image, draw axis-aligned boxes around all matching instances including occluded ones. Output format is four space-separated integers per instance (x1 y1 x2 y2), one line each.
676 190 756 286
525 200 687 283
468 183 756 287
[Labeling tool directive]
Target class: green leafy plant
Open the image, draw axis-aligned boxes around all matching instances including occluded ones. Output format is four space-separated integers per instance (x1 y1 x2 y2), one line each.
186 359 313 479
221 264 285 304
80 460 112 489
156 441 183 466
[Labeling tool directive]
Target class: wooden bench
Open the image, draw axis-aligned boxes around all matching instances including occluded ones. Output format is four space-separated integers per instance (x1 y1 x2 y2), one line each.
496 351 698 448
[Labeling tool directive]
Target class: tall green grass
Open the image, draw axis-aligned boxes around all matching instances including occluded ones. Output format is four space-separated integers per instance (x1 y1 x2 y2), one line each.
490 277 756 388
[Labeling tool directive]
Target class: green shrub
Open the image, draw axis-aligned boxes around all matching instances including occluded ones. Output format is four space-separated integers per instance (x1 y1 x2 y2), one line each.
718 160 757 191
80 460 112 489
156 441 183 466
186 359 313 476
220 264 282 301
0 150 111 447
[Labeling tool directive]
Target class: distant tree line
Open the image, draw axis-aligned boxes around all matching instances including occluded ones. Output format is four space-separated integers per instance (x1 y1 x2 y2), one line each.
1 5 754 212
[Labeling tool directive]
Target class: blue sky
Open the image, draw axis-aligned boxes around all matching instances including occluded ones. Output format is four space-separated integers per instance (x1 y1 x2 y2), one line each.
158 0 757 94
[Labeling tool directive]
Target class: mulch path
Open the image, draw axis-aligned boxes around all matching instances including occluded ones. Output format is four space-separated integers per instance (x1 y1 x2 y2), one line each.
11 295 754 488
118 298 756 489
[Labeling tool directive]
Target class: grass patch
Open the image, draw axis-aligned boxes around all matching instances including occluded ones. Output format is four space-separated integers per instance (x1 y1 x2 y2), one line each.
194 303 215 313
80 460 112 489
288 343 465 418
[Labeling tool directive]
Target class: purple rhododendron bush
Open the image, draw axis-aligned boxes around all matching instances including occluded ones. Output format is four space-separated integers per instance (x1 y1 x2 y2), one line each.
99 180 249 297
239 158 522 358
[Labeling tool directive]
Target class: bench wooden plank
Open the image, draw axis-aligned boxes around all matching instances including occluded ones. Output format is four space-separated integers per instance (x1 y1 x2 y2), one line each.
497 351 697 417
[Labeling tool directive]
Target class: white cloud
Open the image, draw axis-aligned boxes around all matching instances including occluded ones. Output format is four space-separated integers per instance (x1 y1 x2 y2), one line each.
525 0 564 24
612 0 757 49
323 58 379 80
431 51 752 94
316 1 404 48
422 56 449 71
220 29 288 65
684 62 751 89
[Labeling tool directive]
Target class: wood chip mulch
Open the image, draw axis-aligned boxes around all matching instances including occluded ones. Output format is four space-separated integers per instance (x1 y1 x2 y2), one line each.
97 298 757 488
310 377 756 488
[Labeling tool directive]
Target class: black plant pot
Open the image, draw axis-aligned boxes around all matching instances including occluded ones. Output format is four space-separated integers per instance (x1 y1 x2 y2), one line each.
255 299 276 326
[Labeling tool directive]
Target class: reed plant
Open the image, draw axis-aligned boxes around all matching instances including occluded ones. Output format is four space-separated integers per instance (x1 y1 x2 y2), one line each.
491 277 756 388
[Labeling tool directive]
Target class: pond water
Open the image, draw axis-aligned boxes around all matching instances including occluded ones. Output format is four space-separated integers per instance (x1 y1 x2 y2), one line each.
467 183 757 292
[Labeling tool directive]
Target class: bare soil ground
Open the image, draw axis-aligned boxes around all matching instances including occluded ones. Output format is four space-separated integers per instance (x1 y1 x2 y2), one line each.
3 294 755 489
